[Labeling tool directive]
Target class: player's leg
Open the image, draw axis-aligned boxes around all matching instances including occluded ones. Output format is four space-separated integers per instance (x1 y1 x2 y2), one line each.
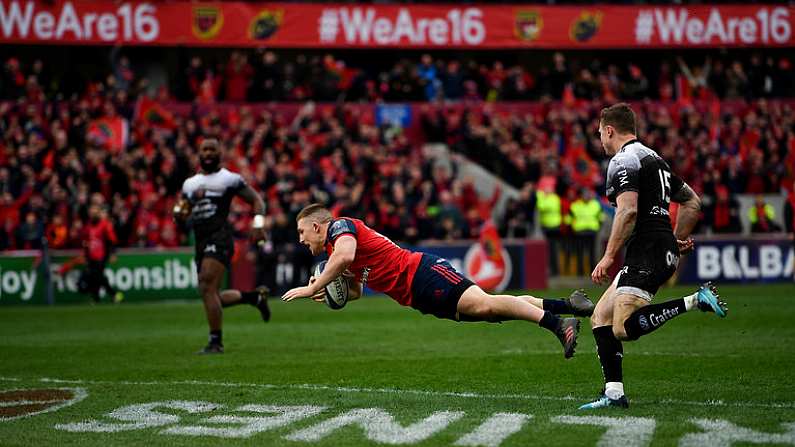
579 281 630 409
612 235 726 342
617 282 727 341
457 286 580 359
197 257 226 354
517 289 594 317
219 287 271 322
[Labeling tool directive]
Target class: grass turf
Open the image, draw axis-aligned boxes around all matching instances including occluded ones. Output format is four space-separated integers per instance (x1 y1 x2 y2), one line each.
0 284 794 446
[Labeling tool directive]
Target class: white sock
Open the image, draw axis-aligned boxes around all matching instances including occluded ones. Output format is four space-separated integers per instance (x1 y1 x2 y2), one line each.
683 293 698 311
605 382 624 400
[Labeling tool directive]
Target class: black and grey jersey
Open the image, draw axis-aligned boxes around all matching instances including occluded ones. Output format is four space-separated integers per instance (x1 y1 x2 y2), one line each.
181 168 247 239
605 140 685 237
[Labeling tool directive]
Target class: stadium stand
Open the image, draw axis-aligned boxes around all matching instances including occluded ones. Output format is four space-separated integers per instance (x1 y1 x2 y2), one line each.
0 49 794 252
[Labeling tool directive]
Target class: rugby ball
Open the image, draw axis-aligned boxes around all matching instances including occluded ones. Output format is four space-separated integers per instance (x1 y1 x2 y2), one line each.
313 261 349 310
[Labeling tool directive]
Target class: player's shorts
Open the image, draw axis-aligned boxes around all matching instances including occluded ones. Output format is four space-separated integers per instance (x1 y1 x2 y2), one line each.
409 254 475 321
195 226 234 273
615 231 679 301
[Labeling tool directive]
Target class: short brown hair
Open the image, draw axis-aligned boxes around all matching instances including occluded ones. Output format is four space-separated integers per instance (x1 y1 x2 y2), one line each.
296 203 333 223
600 103 637 135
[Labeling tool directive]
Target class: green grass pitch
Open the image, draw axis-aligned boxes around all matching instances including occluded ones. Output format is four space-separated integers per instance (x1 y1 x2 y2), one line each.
1 284 794 446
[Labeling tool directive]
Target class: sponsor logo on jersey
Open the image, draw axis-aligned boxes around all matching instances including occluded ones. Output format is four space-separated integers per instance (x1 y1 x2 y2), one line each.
570 10 602 42
463 245 512 293
204 244 216 253
250 9 283 40
515 10 542 42
618 169 629 187
192 6 224 40
650 206 670 216
638 315 650 331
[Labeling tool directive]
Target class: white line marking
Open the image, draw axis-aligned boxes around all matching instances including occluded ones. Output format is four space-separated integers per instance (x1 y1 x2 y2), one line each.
552 415 656 447
679 419 795 447
0 387 88 421
284 408 464 444
56 401 219 433
0 376 792 410
455 412 531 447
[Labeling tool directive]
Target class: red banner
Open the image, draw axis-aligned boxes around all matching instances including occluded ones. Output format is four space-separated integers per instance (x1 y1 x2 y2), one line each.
1 1 791 48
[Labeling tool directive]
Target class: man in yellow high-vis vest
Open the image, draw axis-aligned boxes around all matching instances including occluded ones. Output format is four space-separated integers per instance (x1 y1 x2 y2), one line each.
569 188 604 276
537 187 563 276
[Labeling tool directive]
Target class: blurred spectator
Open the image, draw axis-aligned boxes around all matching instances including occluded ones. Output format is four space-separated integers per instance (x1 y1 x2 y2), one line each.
568 188 603 276
706 186 742 234
78 200 123 303
501 182 537 238
748 195 781 233
224 51 253 101
536 186 562 275
15 211 44 249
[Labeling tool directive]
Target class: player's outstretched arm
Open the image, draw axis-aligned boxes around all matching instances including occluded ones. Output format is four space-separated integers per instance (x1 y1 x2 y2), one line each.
671 183 701 245
592 191 638 284
282 235 357 302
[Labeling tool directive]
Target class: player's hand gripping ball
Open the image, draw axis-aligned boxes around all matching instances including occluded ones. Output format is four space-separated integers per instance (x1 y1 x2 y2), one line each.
313 261 349 310
172 198 191 223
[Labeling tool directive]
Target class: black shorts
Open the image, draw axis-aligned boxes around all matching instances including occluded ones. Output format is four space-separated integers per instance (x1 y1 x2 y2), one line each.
410 254 475 321
195 226 234 273
616 231 679 301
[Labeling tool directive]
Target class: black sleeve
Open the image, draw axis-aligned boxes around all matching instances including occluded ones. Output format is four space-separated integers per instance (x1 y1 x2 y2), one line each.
669 172 685 200
327 219 357 244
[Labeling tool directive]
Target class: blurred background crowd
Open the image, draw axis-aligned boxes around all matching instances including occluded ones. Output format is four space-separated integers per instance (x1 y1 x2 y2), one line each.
1 47 794 254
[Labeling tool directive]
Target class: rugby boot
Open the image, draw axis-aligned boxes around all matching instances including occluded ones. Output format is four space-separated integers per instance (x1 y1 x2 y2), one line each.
696 282 727 318
554 317 580 359
578 393 630 410
196 343 224 355
565 289 595 317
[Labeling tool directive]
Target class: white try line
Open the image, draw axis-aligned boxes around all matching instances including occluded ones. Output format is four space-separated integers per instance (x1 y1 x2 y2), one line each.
0 376 792 410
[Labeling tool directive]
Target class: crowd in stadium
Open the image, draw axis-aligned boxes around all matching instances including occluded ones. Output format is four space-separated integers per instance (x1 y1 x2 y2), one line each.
1 50 794 252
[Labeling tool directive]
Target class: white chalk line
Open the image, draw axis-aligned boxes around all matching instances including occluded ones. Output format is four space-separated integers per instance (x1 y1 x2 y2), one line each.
0 376 791 410
497 349 742 358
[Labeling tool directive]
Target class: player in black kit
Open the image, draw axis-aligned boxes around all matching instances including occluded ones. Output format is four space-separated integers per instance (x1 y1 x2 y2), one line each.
579 104 728 409
175 138 271 355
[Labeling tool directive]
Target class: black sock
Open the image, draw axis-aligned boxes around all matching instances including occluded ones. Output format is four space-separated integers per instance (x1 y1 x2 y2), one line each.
241 291 260 306
538 311 561 332
209 330 222 346
543 299 572 315
593 326 623 383
624 299 687 340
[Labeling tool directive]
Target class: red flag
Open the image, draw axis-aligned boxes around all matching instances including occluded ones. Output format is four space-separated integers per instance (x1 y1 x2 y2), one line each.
135 96 176 130
86 117 128 152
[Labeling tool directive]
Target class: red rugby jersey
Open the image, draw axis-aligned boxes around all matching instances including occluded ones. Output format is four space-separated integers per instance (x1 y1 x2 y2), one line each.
324 218 422 306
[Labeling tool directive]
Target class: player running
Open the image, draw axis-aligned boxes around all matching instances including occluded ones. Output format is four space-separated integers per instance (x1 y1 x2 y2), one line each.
579 103 728 409
175 138 271 355
282 203 595 358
